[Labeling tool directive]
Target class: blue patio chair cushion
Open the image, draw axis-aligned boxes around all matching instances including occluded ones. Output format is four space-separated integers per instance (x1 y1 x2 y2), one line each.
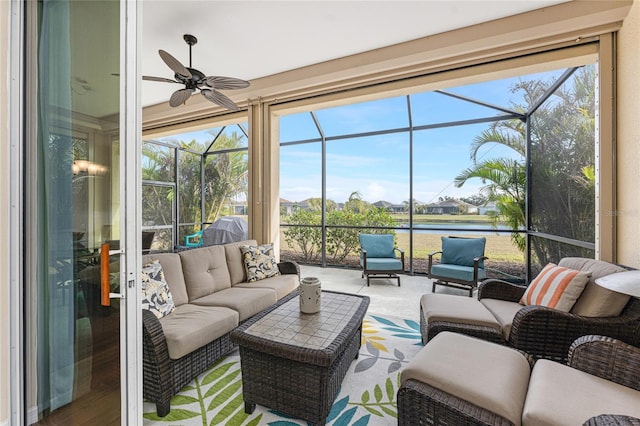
431 264 486 282
440 237 486 268
359 234 395 258
360 257 402 271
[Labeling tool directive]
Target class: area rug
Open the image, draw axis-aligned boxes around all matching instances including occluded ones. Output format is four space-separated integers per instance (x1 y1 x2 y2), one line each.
143 314 423 425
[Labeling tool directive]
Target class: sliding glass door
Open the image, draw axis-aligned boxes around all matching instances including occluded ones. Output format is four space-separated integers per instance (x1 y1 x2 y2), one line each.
26 1 140 424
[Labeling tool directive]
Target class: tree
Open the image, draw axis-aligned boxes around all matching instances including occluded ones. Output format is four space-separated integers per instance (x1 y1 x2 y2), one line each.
455 66 596 265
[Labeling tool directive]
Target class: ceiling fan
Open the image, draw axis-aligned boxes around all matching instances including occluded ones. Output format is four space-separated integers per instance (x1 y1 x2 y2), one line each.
144 34 250 110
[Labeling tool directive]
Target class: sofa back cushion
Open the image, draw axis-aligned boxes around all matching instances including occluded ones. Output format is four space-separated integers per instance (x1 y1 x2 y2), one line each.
142 253 189 307
558 257 630 317
179 245 231 300
224 239 258 285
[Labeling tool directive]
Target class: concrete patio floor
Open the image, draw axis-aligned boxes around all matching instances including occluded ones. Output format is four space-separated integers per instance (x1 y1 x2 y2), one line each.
298 264 472 323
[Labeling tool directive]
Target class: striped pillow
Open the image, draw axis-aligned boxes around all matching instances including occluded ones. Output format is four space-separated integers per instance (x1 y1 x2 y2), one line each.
520 263 591 312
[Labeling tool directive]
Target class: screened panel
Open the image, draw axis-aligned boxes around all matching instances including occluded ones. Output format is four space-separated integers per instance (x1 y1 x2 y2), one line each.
529 235 595 277
410 91 508 127
528 65 596 243
280 142 322 225
325 134 409 209
314 96 409 137
205 125 248 153
203 150 248 223
178 151 202 225
142 142 175 182
280 112 322 143
142 184 173 226
150 228 173 252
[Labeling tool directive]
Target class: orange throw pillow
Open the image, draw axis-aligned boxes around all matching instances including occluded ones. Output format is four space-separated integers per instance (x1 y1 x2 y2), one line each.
520 263 591 312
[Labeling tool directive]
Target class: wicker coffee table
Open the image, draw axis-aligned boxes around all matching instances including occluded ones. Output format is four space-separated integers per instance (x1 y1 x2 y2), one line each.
230 290 370 425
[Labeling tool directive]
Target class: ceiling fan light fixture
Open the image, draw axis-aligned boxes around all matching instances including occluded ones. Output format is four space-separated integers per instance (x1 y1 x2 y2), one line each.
145 34 250 110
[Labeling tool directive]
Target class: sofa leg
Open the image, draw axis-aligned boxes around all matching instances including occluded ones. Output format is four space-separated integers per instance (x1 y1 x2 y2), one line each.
156 401 170 417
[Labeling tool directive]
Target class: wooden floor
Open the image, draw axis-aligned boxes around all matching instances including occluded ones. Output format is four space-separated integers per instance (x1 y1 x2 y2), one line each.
35 305 121 425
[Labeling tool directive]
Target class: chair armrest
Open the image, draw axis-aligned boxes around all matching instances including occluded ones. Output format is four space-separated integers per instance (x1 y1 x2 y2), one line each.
509 305 640 362
426 251 442 276
568 335 640 391
278 261 300 278
478 279 526 301
142 309 173 405
427 250 442 260
394 247 405 269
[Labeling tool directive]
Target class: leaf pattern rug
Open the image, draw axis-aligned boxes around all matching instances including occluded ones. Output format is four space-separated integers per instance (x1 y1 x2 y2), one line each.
143 314 423 426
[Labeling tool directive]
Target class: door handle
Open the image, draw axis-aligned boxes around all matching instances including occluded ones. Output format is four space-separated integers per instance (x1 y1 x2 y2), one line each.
100 242 125 306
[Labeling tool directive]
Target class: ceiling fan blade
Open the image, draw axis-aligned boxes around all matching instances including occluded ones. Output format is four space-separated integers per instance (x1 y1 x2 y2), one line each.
169 88 194 107
201 88 239 111
203 76 250 90
143 75 180 83
159 49 192 78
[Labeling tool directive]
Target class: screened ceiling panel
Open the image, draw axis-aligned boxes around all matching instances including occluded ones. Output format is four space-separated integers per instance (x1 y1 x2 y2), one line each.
313 96 409 137
280 112 321 143
410 91 511 127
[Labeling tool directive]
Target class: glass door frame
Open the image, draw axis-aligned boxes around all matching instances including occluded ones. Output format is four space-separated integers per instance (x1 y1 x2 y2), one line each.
118 0 143 423
9 0 143 424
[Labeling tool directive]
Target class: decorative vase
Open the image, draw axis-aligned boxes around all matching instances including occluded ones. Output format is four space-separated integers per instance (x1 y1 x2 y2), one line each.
299 276 321 313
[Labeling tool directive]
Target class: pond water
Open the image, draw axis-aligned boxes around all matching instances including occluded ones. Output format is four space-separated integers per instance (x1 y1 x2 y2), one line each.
394 223 519 235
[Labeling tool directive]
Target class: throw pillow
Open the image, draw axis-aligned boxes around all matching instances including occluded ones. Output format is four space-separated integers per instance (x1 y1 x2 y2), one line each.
141 260 176 319
240 244 281 282
520 263 591 312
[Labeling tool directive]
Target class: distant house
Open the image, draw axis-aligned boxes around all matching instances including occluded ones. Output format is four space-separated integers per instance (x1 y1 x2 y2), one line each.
372 200 405 213
279 198 298 215
426 200 479 214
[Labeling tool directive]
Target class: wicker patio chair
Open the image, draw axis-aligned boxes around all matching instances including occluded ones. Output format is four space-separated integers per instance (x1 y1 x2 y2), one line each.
420 257 640 362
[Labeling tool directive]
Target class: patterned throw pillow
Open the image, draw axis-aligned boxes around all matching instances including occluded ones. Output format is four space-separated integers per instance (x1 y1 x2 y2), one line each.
240 244 281 283
520 263 591 312
141 260 175 319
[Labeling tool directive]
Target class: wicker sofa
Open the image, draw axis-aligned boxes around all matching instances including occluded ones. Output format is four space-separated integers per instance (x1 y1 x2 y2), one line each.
141 240 300 417
421 257 640 362
398 332 640 425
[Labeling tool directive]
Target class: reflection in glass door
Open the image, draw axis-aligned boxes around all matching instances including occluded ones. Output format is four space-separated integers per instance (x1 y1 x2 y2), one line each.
27 0 124 424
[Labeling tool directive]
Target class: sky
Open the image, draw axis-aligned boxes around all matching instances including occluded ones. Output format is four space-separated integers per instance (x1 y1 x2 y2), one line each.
151 66 582 206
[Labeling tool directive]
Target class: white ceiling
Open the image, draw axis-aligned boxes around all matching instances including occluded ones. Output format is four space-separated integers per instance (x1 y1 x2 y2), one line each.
141 0 569 108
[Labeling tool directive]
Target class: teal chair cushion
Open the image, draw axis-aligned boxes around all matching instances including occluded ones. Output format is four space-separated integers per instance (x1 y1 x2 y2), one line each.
440 237 486 268
359 234 395 258
431 264 486 282
360 257 402 271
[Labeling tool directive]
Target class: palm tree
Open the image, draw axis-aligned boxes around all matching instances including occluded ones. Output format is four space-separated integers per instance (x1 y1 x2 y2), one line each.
455 66 596 265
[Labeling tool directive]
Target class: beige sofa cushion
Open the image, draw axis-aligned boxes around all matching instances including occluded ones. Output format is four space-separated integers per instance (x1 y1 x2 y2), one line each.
559 257 630 317
191 287 277 321
224 239 258 285
234 273 299 299
421 293 501 331
523 359 640 426
142 253 189 307
159 304 239 359
480 298 523 339
179 245 232 300
402 332 530 426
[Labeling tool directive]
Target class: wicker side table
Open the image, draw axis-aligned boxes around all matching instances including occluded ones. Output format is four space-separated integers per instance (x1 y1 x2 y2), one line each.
230 290 370 426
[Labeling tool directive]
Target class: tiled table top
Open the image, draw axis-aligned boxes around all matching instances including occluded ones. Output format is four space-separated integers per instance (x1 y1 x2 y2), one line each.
245 291 363 350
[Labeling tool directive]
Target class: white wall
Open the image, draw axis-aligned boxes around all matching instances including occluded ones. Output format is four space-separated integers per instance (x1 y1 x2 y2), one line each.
616 0 640 268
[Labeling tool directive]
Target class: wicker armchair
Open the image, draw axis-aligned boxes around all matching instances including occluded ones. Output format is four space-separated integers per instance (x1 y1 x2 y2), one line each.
398 335 640 426
477 278 640 362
